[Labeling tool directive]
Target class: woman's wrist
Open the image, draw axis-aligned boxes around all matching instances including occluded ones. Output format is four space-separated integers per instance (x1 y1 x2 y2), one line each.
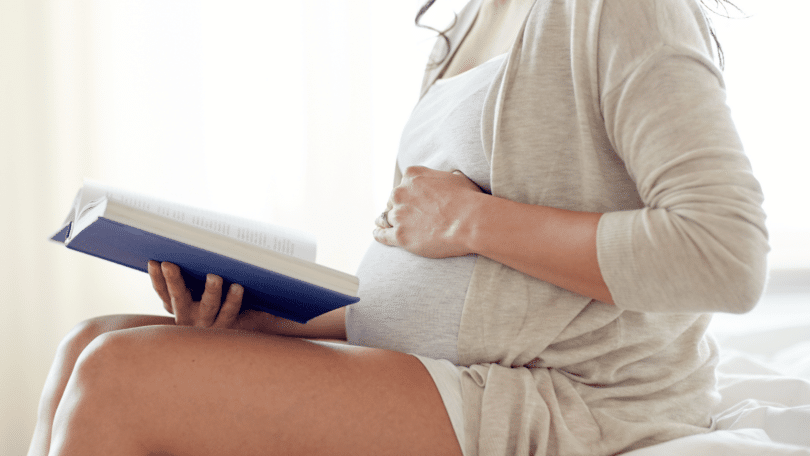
453 190 490 256
461 191 495 256
234 310 281 334
463 193 532 259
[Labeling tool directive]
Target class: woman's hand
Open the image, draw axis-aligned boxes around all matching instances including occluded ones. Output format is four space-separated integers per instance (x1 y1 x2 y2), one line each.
148 261 244 329
373 166 484 259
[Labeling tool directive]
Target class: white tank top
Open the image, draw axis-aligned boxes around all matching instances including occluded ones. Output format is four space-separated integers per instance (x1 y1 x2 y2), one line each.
345 54 505 363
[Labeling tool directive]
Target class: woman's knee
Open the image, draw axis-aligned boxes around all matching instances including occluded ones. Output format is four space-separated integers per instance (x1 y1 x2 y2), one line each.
58 317 105 356
50 329 154 453
73 328 134 381
68 324 179 390
55 325 188 430
57 315 172 360
57 328 151 415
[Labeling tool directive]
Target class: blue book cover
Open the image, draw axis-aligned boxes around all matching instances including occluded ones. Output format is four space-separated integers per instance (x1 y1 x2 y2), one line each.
51 188 360 324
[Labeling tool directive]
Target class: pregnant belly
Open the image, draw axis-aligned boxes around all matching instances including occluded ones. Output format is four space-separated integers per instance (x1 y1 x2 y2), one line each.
345 241 476 363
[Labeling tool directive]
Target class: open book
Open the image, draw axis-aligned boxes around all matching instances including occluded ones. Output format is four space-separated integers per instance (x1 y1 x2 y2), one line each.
51 181 360 324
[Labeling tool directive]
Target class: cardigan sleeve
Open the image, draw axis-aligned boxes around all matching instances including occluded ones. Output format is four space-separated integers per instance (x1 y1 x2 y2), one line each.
595 0 769 314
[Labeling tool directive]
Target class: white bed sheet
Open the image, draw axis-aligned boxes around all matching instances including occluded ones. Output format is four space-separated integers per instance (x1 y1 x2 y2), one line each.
625 292 810 455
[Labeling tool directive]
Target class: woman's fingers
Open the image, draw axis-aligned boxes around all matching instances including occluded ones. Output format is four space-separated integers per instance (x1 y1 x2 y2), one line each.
375 211 393 229
212 283 244 329
161 262 194 326
148 260 173 314
149 261 245 329
198 274 223 327
373 224 398 248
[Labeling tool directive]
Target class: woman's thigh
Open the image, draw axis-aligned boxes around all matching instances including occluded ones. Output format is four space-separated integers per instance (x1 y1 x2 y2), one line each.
58 324 463 456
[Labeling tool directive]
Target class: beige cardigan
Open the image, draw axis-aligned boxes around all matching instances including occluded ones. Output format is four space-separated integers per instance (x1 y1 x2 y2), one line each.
397 0 769 454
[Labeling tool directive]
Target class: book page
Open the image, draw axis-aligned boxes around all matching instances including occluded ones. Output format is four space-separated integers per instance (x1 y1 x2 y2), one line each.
79 180 316 262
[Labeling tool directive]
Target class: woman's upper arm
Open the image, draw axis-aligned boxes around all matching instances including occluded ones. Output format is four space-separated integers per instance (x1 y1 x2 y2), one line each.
591 0 769 314
596 46 769 314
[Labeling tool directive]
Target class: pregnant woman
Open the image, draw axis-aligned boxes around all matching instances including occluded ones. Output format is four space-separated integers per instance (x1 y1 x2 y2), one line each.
29 0 767 455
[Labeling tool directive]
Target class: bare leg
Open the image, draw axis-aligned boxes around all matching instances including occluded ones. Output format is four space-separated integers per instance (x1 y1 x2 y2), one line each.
49 325 463 456
27 315 174 456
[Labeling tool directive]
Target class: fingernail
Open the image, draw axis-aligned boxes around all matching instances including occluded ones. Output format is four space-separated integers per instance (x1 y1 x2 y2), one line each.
230 283 243 295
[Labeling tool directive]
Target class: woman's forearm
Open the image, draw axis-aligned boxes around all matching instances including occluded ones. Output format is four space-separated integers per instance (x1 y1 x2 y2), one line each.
236 307 348 340
373 166 613 303
463 193 614 305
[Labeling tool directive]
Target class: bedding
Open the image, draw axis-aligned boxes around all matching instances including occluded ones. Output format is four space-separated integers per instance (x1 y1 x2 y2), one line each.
624 293 810 455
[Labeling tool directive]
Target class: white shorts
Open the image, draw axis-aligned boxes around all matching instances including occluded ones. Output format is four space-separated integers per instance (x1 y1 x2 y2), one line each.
412 354 467 455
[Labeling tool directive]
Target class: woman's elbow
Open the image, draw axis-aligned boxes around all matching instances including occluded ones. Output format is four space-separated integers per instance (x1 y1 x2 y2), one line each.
706 234 769 315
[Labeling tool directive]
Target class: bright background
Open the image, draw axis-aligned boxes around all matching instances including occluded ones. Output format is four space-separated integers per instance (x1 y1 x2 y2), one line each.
1 0 808 453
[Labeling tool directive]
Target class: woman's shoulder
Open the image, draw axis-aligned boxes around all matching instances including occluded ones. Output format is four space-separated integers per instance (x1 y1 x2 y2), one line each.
596 0 714 53
520 0 714 58
588 0 717 94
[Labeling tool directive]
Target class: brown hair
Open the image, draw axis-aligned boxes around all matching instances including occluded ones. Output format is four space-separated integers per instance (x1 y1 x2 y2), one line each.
415 0 742 69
